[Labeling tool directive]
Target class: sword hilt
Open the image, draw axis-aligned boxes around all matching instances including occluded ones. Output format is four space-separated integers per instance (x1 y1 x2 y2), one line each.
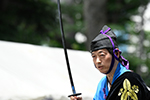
68 93 82 97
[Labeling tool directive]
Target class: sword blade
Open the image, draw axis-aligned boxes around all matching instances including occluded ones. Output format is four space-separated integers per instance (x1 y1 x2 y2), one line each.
57 0 81 97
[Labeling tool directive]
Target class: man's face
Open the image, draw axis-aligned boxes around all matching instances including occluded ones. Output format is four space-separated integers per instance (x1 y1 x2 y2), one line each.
91 49 112 74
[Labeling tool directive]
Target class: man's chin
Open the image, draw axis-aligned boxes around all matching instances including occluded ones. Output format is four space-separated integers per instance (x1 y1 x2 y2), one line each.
99 70 107 74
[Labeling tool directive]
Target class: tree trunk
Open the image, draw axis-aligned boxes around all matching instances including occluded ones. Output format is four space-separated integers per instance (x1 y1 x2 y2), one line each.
83 0 107 50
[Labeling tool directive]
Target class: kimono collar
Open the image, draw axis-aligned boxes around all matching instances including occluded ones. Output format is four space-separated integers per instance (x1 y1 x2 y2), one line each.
103 63 130 99
111 63 130 85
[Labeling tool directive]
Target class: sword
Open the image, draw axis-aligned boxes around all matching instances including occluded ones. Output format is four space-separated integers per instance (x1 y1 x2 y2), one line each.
57 0 81 97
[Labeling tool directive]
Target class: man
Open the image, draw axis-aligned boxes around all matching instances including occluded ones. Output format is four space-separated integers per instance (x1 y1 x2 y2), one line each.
70 25 150 100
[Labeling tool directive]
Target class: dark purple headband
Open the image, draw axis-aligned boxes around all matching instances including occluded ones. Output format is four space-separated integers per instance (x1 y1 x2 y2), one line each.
100 27 115 50
113 49 129 69
100 28 115 74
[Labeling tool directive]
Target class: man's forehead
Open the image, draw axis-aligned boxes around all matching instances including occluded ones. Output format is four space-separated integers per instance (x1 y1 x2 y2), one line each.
91 49 108 54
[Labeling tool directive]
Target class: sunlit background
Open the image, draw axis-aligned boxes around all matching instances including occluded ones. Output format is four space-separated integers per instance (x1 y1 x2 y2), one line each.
0 0 150 100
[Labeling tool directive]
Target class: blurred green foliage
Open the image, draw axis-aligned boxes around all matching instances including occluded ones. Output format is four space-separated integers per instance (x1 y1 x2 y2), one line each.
0 0 62 47
60 1 86 50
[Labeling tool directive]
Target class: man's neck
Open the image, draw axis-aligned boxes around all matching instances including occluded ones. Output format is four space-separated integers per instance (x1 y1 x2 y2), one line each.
106 61 119 85
107 73 114 85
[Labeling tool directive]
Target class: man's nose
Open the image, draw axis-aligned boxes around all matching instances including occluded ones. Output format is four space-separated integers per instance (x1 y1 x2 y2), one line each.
96 57 101 63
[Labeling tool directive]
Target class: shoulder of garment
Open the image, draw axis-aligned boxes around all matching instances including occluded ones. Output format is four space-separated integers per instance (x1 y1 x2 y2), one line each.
106 72 150 100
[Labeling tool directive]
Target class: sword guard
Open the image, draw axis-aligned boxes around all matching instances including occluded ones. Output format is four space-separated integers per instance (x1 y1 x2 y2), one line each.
68 93 82 97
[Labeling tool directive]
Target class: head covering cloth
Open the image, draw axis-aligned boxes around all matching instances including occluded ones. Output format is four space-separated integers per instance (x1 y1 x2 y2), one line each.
90 25 129 74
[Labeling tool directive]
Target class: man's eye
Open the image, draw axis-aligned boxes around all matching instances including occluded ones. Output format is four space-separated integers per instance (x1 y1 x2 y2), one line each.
100 54 105 56
92 55 96 58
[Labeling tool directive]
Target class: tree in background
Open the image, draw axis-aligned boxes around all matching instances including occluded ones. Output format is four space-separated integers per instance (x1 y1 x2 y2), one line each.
84 0 149 49
0 0 63 47
60 0 86 50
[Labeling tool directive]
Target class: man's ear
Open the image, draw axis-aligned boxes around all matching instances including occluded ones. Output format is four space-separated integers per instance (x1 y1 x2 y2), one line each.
115 48 120 58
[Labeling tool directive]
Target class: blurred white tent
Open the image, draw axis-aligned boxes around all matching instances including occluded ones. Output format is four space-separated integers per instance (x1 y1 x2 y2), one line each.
0 41 105 100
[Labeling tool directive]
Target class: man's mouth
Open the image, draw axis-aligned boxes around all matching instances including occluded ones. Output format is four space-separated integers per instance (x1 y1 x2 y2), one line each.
97 66 103 69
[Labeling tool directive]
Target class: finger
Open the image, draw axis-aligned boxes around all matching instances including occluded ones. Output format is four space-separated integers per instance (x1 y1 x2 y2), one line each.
77 97 82 100
70 96 77 100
